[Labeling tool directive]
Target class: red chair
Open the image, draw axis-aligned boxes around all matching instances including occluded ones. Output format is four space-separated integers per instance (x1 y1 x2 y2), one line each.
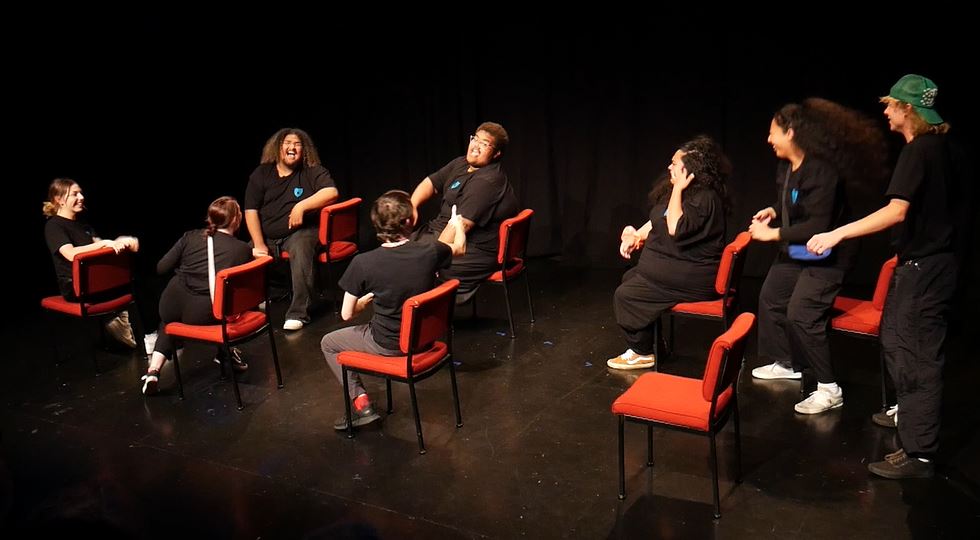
164 256 283 410
278 197 361 312
477 208 535 338
830 256 898 410
41 247 147 372
338 279 462 454
655 232 752 365
613 312 755 519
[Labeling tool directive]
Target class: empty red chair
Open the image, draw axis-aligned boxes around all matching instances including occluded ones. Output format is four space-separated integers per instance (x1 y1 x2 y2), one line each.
613 312 755 519
337 279 462 454
477 208 535 338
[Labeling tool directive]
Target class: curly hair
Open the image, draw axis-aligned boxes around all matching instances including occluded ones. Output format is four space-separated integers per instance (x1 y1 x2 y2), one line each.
648 135 733 216
371 190 414 243
774 98 889 188
260 128 321 167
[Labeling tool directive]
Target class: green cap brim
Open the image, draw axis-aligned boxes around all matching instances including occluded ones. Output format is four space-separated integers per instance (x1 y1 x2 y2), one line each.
914 105 943 125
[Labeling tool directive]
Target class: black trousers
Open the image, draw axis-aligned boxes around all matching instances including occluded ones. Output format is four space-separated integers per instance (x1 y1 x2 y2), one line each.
155 278 220 356
880 253 957 458
758 259 845 384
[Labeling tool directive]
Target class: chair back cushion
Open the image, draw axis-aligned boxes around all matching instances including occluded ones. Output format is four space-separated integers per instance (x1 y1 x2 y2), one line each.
399 279 458 354
497 209 533 265
73 247 132 297
871 256 899 311
715 232 751 296
702 312 755 401
212 256 272 320
320 198 361 246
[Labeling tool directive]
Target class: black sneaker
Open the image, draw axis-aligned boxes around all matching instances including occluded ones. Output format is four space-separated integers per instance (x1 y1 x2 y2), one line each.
868 449 934 479
214 347 248 372
141 370 160 395
872 409 897 428
333 405 381 431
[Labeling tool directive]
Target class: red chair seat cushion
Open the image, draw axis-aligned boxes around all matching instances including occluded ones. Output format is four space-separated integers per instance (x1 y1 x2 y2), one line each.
41 293 133 317
165 311 268 343
338 341 448 378
831 297 881 336
612 372 732 431
317 241 358 263
671 299 723 318
488 258 525 282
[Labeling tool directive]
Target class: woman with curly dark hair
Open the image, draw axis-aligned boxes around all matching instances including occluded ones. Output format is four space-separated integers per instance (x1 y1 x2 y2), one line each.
749 98 888 415
607 135 732 370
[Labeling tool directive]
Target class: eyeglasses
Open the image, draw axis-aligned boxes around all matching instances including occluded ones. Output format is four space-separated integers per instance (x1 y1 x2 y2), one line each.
469 134 495 152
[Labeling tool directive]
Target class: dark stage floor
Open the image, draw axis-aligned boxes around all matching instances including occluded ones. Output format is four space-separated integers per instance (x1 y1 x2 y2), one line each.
2 260 978 538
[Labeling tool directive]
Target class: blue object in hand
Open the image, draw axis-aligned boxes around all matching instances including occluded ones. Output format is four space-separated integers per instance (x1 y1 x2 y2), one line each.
788 244 830 261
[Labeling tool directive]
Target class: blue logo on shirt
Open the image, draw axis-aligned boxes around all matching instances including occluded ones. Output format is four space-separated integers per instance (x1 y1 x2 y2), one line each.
294 187 304 198
450 180 461 190
791 188 799 204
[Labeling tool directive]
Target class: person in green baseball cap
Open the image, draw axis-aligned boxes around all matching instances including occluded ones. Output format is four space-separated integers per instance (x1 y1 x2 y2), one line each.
806 74 957 479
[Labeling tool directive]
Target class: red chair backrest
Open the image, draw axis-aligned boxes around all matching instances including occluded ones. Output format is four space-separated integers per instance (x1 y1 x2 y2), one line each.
497 209 534 265
72 247 133 298
319 198 361 246
714 232 751 296
399 279 459 354
701 312 755 402
871 256 899 311
212 256 272 320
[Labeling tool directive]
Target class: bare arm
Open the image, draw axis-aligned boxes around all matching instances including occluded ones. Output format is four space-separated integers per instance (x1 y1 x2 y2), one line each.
340 291 374 321
807 199 909 255
244 210 268 256
57 239 118 261
411 177 437 225
437 215 469 257
288 187 339 229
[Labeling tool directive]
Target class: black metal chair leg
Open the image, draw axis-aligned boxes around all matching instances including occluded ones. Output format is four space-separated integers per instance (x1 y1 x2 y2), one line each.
618 416 626 500
409 380 426 454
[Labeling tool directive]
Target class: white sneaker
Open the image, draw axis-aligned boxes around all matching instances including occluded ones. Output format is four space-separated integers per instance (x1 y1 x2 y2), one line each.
751 362 801 380
794 387 844 414
606 349 655 370
283 319 304 331
105 314 137 348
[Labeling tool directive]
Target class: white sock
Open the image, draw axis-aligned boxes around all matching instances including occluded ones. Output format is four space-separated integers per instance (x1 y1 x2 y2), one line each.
817 382 840 394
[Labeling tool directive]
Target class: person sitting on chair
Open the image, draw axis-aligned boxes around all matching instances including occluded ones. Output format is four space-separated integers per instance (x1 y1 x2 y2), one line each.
320 190 466 431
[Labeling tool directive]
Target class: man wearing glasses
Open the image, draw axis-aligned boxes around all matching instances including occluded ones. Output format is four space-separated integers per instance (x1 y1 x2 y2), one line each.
411 121 519 303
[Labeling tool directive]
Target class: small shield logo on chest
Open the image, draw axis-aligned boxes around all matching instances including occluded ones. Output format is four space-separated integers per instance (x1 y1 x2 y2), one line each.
294 187 304 198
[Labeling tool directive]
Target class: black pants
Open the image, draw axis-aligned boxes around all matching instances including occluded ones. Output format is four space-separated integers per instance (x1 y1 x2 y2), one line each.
613 266 716 356
880 253 957 458
413 229 497 297
155 278 219 356
758 259 845 383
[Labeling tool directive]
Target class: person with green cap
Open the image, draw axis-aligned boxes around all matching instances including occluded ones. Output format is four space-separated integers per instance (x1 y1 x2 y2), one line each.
806 74 957 479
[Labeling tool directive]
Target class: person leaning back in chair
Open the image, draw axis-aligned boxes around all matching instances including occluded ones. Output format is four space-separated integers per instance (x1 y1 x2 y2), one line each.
42 177 141 349
410 121 519 304
244 128 339 332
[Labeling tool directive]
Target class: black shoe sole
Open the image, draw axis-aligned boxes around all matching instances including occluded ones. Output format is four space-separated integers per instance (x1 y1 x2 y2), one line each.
333 412 381 431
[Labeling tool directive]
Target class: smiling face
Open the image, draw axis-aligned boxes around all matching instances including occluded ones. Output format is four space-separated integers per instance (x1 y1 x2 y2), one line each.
59 183 85 217
667 150 687 184
466 130 500 168
279 134 304 168
883 99 910 134
767 118 795 159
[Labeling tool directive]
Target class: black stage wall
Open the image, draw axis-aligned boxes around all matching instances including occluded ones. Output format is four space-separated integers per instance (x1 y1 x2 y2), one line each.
12 16 977 326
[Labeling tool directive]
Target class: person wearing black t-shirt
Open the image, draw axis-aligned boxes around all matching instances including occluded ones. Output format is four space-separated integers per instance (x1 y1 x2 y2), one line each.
245 128 339 332
808 75 958 479
410 121 519 303
139 197 254 396
320 190 466 431
42 177 141 349
607 136 732 371
749 99 887 416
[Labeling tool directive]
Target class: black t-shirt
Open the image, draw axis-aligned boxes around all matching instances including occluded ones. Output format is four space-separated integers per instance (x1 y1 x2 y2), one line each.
157 230 254 295
773 158 855 269
636 188 725 290
885 133 955 262
339 241 453 350
425 157 519 252
244 163 336 239
44 215 97 297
